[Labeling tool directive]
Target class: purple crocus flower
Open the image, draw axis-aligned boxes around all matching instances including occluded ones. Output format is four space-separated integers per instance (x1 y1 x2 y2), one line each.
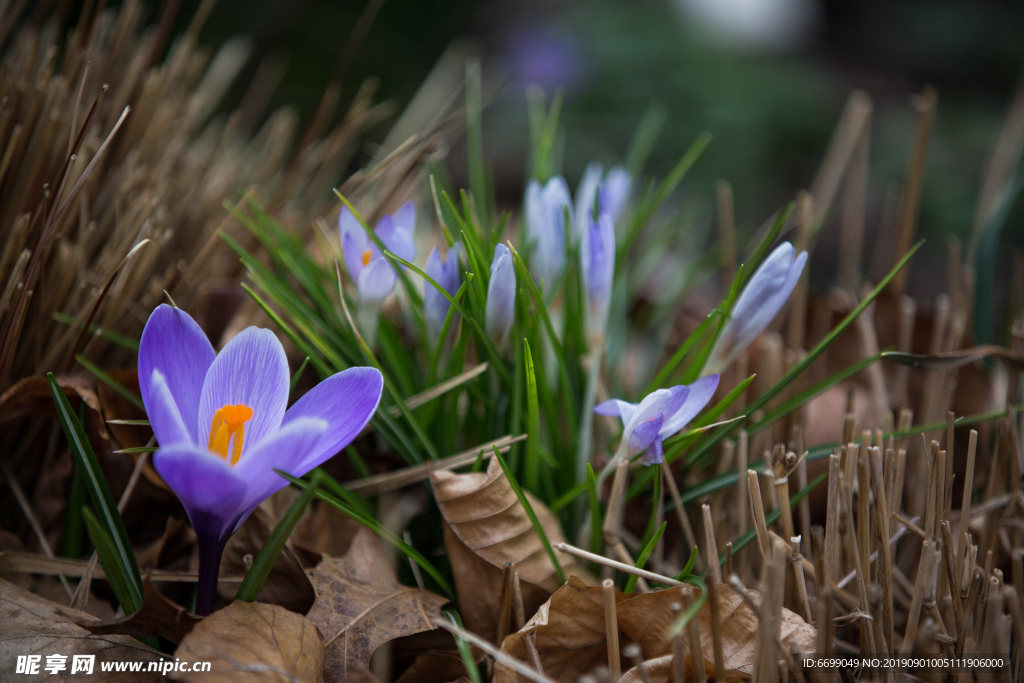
594 375 720 465
485 243 516 347
524 176 573 287
425 242 462 339
706 241 807 373
580 212 615 341
340 201 417 304
574 163 631 241
139 304 383 614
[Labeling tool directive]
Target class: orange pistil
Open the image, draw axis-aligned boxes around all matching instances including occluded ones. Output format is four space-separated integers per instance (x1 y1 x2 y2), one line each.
361 249 373 266
207 404 253 465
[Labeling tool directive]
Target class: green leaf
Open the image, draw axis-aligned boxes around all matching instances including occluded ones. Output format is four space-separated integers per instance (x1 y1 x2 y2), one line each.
48 373 142 612
523 339 542 494
75 355 143 411
624 522 666 594
81 506 142 614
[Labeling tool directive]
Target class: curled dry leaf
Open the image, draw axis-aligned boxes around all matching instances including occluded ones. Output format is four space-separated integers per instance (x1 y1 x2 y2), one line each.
498 577 816 682
0 577 165 681
306 527 449 681
431 457 585 642
172 601 323 682
76 577 200 644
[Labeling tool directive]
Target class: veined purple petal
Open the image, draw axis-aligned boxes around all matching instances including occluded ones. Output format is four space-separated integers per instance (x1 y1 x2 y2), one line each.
232 416 329 529
661 375 720 436
146 370 194 448
574 162 603 241
629 414 664 463
282 367 384 473
600 166 632 221
594 398 639 425
486 243 516 345
153 444 248 543
623 387 679 437
198 327 290 453
342 229 369 283
425 245 461 338
640 435 664 465
138 304 214 444
357 256 397 303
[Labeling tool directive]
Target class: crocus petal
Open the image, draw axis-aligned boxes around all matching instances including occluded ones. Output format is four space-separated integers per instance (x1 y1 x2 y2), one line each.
629 414 664 462
574 161 603 241
728 243 807 357
624 387 682 437
532 176 572 286
486 244 516 345
425 246 461 338
594 399 639 425
232 416 329 528
377 204 417 263
338 205 363 241
640 435 664 466
600 166 632 220
582 212 615 339
153 444 248 543
342 229 368 283
661 375 720 436
281 366 384 473
138 304 214 444
357 256 397 303
392 201 416 239
198 327 290 452
525 180 545 245
146 369 194 448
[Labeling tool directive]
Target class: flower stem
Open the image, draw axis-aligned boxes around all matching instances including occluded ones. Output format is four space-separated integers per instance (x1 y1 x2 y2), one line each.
195 534 226 616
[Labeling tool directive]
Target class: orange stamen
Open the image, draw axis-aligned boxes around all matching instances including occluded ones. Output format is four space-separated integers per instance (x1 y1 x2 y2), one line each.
207 404 253 465
361 249 373 266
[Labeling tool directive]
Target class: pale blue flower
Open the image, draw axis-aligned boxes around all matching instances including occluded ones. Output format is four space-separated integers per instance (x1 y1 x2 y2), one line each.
485 243 516 346
580 212 615 340
524 176 573 286
707 241 808 372
425 243 462 339
595 375 719 465
340 202 417 304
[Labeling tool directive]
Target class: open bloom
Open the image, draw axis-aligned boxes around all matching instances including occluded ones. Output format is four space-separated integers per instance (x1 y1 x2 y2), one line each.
524 176 573 286
580 211 615 341
595 375 719 465
425 242 462 339
139 305 383 611
485 243 516 347
574 163 631 241
340 202 417 304
707 241 807 373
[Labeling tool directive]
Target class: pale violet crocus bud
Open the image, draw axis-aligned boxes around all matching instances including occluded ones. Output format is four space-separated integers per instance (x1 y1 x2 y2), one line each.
485 243 516 347
580 212 615 342
424 242 462 339
706 241 808 374
595 375 720 465
524 176 573 287
574 163 631 240
339 202 417 305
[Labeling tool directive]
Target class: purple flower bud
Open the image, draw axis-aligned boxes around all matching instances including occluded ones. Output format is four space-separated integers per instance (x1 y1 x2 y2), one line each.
581 212 615 339
524 176 573 286
485 243 516 346
339 201 417 304
594 375 719 465
708 241 808 372
574 163 631 241
425 243 462 339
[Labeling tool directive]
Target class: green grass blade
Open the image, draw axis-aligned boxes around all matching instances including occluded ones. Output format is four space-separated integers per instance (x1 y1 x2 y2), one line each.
236 472 321 601
81 506 142 613
48 373 142 611
492 446 566 584
53 312 139 352
523 339 542 494
624 522 667 594
443 608 483 683
74 355 143 411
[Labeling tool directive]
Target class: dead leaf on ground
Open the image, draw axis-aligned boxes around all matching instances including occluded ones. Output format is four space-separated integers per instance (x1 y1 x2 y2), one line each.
219 508 314 614
498 577 816 682
292 500 363 561
306 527 449 681
76 577 200 644
0 577 165 681
172 601 322 682
431 457 587 642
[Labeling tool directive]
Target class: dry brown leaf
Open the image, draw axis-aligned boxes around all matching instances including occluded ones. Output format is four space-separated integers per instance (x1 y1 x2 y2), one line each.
498 578 816 682
220 508 314 614
172 601 322 682
306 527 449 680
0 577 164 681
76 577 200 644
431 457 586 642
